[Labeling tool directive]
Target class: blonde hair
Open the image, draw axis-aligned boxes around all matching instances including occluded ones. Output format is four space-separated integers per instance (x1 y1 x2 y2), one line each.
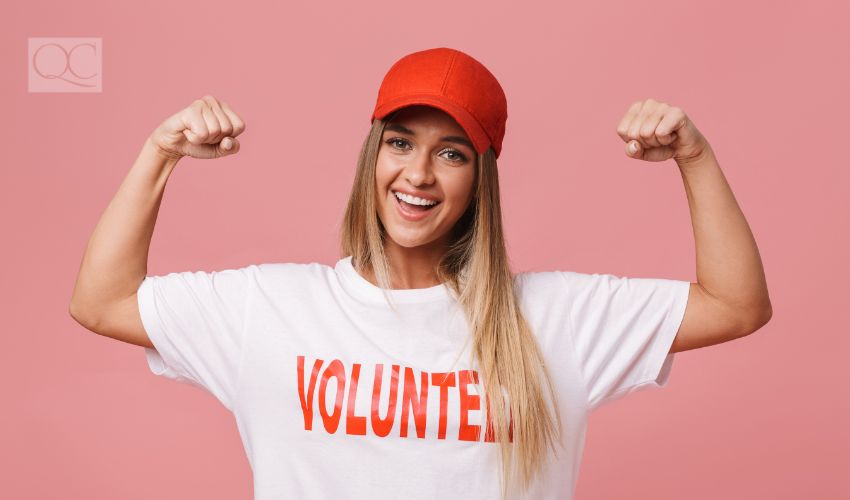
339 115 563 498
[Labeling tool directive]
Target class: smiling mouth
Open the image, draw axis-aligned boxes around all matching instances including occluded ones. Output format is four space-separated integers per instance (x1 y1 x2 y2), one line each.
397 198 439 213
391 192 441 220
392 191 440 213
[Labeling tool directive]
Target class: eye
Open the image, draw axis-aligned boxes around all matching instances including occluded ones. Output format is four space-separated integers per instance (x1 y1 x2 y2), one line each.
385 137 411 150
384 137 469 163
440 149 468 163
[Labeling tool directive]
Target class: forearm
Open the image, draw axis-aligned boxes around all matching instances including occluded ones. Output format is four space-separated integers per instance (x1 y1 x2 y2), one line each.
69 137 180 320
677 147 772 324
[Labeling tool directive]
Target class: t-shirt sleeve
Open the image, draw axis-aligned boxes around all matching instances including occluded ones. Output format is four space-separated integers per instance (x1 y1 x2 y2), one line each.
137 265 256 412
563 271 691 412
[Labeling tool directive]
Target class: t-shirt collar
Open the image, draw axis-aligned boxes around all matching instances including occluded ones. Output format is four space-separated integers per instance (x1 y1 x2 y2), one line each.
334 255 453 304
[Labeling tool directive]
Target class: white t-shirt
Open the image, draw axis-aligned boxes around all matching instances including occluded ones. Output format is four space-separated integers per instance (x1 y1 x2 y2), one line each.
139 255 690 500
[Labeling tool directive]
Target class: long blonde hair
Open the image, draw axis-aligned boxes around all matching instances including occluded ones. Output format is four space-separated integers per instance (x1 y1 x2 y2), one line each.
340 115 563 498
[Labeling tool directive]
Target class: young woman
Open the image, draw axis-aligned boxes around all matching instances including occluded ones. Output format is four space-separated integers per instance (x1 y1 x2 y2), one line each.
69 47 772 500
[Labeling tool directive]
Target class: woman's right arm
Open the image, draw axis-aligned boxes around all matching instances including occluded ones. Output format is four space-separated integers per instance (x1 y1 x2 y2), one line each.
68 95 246 348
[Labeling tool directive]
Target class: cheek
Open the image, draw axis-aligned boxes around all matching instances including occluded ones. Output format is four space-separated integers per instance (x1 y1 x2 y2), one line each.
443 173 476 208
374 160 390 194
374 151 398 190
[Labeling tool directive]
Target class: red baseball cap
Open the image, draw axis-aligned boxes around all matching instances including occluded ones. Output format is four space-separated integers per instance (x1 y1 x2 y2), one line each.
370 47 508 159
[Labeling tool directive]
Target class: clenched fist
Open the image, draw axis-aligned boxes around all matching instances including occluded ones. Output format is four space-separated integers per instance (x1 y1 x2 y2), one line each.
616 98 712 165
148 95 246 161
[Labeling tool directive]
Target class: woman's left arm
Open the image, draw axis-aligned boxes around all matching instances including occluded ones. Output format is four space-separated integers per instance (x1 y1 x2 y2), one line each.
617 98 773 353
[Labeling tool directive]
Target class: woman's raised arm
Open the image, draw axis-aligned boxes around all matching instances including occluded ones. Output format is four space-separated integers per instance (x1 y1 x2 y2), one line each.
68 95 245 348
616 98 772 353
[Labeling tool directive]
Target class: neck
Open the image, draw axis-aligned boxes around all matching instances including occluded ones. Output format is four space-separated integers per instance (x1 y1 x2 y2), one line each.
359 237 448 289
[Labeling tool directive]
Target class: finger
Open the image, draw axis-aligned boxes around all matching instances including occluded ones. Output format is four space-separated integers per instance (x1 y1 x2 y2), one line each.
182 101 209 144
202 96 234 140
656 107 687 142
218 100 246 136
616 101 643 143
191 136 241 159
627 100 656 146
638 107 666 148
654 108 680 147
656 130 678 146
201 104 223 144
641 143 676 162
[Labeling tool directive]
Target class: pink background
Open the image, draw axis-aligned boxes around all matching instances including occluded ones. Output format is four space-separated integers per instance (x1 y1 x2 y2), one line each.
3 0 847 498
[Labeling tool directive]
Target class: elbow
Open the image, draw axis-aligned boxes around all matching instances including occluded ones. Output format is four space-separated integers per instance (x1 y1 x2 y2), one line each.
68 300 82 323
69 300 100 333
740 299 773 336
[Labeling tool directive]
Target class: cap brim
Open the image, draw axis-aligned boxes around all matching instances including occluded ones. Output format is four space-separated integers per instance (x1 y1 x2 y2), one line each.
372 95 490 157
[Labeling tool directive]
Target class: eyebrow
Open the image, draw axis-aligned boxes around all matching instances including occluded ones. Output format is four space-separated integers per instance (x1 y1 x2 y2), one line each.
384 123 475 151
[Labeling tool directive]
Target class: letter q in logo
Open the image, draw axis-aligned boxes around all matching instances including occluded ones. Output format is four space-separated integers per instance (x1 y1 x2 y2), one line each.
28 37 102 93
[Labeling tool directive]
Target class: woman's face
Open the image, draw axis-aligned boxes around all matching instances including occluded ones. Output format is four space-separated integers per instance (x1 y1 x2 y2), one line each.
375 105 478 251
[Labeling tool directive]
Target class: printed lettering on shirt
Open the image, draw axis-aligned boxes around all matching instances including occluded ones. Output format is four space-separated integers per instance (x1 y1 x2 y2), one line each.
296 355 513 443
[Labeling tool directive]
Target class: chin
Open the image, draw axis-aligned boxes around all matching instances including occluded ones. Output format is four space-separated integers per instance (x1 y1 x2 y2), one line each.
386 232 435 249
383 226 445 249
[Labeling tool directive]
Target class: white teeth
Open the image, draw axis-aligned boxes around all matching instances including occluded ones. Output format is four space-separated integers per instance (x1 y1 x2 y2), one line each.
393 191 438 206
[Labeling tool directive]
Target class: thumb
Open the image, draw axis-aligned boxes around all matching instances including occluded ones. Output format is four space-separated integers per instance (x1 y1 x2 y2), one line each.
217 136 240 156
626 139 676 162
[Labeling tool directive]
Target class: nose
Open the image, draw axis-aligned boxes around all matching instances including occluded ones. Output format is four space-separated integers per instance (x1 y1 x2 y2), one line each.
403 152 436 186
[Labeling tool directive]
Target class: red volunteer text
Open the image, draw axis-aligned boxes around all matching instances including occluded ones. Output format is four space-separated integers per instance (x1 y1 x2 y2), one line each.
296 356 513 442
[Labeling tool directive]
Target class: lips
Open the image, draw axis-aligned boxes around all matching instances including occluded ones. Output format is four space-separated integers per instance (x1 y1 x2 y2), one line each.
392 189 441 205
392 191 439 222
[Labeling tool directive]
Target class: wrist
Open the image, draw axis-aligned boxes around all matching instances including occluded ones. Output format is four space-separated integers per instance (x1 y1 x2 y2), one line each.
143 136 184 166
676 144 716 170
